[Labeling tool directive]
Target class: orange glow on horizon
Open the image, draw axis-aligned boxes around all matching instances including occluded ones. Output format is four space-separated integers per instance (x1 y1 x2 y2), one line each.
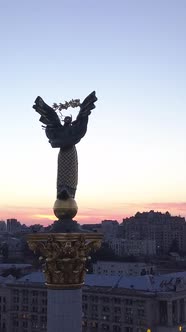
33 214 55 221
0 201 186 226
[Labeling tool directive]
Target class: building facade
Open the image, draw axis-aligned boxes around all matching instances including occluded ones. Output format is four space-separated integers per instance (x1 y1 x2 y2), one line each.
0 221 6 233
101 220 119 242
6 219 22 234
0 272 186 331
109 238 156 257
93 261 155 276
122 211 186 254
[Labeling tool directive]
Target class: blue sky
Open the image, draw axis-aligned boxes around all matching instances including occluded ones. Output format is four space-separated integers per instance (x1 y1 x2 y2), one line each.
0 0 186 225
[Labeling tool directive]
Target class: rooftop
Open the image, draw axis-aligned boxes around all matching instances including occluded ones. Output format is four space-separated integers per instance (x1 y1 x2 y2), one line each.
10 271 186 293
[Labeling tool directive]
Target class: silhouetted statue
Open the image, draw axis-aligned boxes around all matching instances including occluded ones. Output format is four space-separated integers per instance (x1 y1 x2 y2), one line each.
33 91 97 200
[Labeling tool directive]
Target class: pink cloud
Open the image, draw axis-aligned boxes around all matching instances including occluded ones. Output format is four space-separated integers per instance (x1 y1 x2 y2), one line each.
117 202 186 218
144 202 186 211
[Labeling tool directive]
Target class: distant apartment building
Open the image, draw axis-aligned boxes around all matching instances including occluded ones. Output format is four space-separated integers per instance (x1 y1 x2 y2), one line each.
6 237 24 260
0 271 186 331
0 264 32 276
5 219 44 235
82 224 102 233
0 221 6 233
93 261 155 276
109 238 156 257
6 219 22 234
122 211 186 254
101 220 119 242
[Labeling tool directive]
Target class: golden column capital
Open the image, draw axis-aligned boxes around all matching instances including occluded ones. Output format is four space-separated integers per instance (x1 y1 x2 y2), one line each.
27 233 102 289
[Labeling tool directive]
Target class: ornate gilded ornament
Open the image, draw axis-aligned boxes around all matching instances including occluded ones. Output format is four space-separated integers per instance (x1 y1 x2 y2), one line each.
27 233 102 289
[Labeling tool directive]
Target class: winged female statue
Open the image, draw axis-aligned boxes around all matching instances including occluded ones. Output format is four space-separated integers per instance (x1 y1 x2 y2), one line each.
33 91 97 201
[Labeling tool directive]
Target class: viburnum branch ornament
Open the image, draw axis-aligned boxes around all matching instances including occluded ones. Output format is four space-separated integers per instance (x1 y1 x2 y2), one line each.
52 98 81 111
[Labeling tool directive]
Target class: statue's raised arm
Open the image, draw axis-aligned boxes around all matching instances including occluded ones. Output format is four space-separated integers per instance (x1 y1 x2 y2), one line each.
33 91 98 204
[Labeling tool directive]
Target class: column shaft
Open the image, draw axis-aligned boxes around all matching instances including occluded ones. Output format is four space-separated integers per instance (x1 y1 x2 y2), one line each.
47 288 82 332
167 301 173 326
184 299 186 322
177 299 180 323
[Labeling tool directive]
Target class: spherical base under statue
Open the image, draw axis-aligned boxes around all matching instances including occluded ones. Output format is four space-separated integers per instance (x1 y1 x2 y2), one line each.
53 198 78 219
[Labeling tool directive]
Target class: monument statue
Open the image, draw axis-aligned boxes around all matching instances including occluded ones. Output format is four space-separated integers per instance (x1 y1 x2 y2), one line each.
27 91 102 293
33 91 97 221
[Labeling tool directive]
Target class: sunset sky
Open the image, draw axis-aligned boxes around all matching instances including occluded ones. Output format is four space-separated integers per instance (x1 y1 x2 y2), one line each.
0 0 186 225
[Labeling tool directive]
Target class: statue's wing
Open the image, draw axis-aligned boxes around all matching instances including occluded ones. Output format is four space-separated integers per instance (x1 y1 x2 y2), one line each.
69 91 98 145
33 96 61 127
76 91 98 120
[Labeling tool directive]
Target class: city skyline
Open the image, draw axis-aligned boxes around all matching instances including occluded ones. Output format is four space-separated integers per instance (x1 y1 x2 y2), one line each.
0 0 186 225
